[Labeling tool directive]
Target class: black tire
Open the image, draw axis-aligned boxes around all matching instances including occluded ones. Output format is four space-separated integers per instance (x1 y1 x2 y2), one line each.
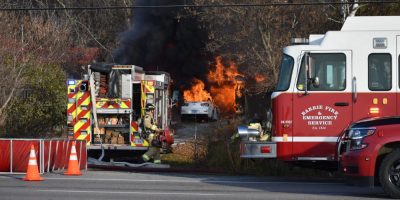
379 149 400 198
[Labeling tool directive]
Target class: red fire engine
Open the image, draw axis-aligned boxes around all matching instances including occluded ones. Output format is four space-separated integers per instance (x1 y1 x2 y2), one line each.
67 64 174 157
238 16 400 197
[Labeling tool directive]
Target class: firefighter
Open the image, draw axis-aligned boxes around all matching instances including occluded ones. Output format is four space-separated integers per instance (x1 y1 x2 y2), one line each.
142 103 162 164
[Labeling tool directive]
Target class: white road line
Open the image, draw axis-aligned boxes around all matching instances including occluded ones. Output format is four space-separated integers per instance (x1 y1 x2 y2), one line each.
41 177 341 185
0 176 342 185
37 189 230 196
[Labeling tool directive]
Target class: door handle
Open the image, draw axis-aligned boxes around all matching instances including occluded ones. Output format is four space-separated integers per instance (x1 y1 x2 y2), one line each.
334 102 349 107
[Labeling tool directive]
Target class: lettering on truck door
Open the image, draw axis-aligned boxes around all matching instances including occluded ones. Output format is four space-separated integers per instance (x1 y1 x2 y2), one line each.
292 52 352 160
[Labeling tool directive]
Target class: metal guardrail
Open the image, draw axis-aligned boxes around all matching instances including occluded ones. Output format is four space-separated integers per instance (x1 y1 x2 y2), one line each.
0 138 87 174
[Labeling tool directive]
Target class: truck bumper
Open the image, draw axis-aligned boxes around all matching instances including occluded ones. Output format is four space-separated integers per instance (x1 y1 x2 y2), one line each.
341 148 376 187
240 141 277 158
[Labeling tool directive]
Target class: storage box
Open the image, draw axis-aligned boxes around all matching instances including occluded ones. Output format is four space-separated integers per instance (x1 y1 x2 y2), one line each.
106 130 113 138
117 134 125 144
94 127 101 134
98 117 106 125
111 136 118 144
94 135 102 143
111 117 119 125
112 131 120 138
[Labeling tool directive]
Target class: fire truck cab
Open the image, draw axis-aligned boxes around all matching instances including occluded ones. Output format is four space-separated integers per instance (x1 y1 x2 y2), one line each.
239 16 400 166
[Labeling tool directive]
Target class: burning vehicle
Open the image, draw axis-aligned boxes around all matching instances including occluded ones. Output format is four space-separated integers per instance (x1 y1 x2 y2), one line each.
181 78 218 121
181 57 244 121
181 100 219 121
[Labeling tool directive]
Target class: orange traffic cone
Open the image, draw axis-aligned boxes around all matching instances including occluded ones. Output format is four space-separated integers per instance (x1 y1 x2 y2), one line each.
23 145 44 181
64 141 82 176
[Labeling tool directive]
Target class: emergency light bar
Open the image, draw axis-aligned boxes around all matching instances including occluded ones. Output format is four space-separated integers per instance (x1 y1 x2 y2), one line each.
67 80 76 85
373 38 387 49
290 38 309 45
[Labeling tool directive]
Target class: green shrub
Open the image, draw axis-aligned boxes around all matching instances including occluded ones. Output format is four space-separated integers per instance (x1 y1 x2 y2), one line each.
4 64 66 138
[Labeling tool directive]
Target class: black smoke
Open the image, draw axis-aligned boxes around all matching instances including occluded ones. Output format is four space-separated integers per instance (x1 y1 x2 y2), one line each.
113 0 210 88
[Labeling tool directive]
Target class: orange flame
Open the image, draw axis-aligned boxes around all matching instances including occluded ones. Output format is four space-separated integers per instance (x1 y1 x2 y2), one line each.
208 56 242 114
254 74 266 82
183 78 211 102
183 56 244 114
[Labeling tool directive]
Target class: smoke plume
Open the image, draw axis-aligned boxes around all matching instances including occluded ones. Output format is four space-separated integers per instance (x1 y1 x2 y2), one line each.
113 0 210 88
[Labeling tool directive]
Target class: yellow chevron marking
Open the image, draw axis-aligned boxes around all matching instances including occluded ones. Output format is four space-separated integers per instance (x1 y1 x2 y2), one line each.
77 134 87 140
146 84 155 93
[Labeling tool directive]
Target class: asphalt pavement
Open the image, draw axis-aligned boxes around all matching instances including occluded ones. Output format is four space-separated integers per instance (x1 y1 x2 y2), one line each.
0 170 388 200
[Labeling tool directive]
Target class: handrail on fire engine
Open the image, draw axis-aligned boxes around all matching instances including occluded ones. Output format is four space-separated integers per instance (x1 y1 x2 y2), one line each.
352 77 357 102
88 65 104 161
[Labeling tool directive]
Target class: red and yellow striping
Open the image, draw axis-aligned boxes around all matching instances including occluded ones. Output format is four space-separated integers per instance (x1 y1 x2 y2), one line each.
67 80 91 145
95 98 131 109
143 80 155 93
130 121 149 147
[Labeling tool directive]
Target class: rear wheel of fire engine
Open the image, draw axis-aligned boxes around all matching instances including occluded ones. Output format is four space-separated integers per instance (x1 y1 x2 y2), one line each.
379 149 400 198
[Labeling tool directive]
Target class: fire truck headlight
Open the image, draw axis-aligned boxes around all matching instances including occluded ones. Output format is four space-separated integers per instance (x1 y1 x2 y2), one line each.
349 128 375 150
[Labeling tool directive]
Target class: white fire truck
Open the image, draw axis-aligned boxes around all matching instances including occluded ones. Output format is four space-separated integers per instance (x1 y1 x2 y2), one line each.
238 16 400 195
67 64 174 156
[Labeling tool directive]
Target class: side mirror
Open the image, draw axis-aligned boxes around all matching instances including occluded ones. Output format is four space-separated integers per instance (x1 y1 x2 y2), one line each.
303 52 311 95
305 53 312 81
312 76 320 88
304 52 319 93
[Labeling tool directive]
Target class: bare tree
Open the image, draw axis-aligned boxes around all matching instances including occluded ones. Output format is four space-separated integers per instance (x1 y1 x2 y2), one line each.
0 11 73 125
340 0 360 21
191 0 340 94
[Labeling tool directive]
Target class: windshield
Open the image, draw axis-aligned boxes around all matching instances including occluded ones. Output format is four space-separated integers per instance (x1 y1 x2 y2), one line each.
297 53 346 91
275 54 294 91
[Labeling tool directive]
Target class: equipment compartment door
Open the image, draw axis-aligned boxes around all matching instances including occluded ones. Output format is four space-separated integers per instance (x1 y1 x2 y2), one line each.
353 44 397 120
292 51 352 160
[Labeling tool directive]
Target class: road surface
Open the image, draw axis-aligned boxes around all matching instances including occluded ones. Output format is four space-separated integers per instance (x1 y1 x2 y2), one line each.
0 170 388 200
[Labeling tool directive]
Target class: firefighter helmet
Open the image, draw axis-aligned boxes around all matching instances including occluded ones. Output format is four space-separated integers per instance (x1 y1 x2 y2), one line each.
145 103 155 111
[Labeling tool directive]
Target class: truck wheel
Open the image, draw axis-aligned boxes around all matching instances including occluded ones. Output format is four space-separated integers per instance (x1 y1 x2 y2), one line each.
379 149 400 198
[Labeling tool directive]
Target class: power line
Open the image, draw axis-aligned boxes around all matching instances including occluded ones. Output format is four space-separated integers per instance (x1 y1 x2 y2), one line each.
0 1 398 11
